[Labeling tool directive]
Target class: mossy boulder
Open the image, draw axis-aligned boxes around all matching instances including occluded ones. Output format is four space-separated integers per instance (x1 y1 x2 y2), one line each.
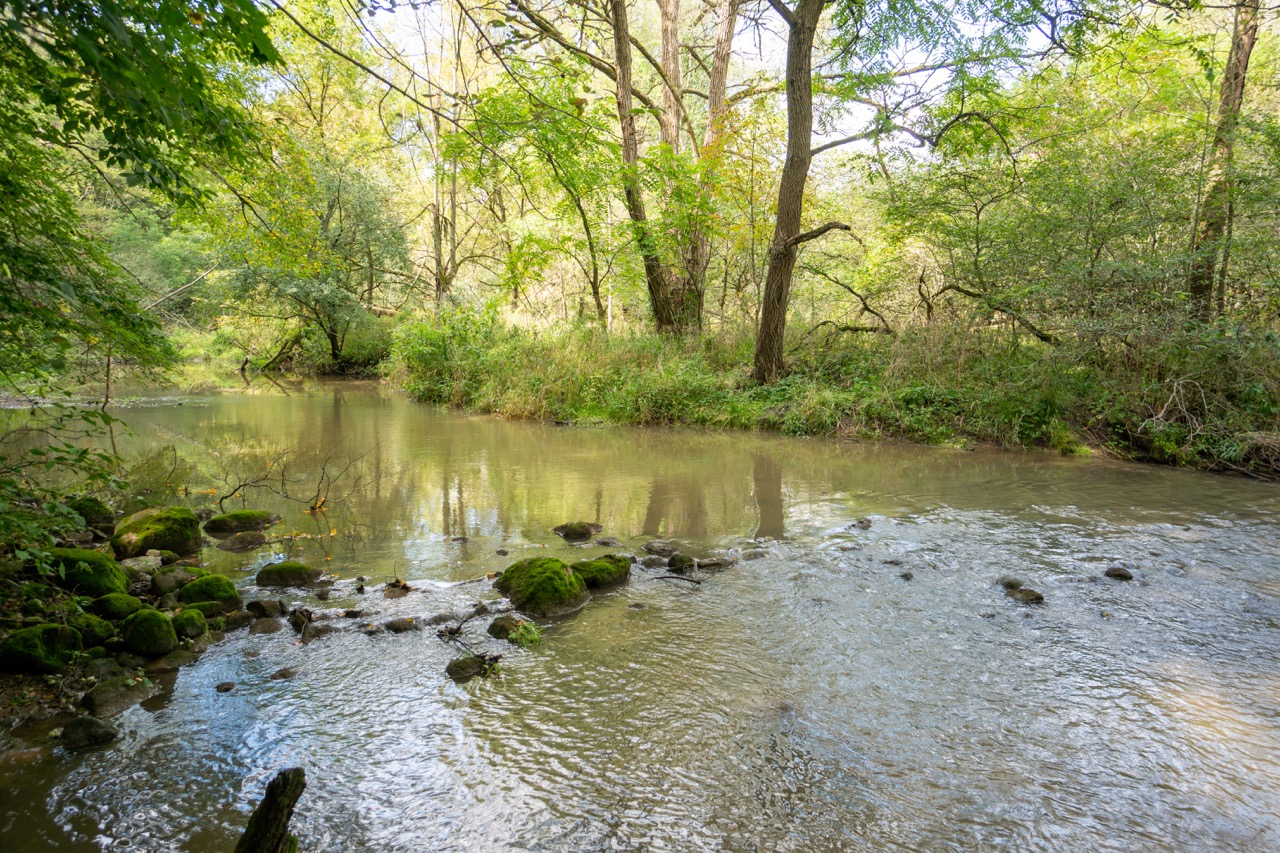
256 562 323 587
493 557 589 618
67 496 113 526
203 510 279 535
177 574 241 610
487 614 523 641
552 521 602 542
46 548 127 597
111 507 202 558
120 609 178 657
180 600 226 618
570 555 631 589
71 613 116 647
90 593 148 622
171 608 207 640
0 624 83 673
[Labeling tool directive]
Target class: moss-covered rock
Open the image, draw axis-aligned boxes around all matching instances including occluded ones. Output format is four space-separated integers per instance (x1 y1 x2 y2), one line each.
0 624 83 673
46 548 127 597
111 507 202 558
120 609 179 657
487 613 523 641
570 555 631 588
90 592 147 621
171 608 207 639
552 521 601 542
176 574 240 610
150 566 196 596
81 674 158 717
155 550 180 566
256 561 323 587
203 510 279 535
180 600 226 618
493 557 589 618
71 613 115 647
67 496 113 526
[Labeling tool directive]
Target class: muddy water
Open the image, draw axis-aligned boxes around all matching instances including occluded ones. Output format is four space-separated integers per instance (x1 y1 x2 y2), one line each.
3 380 1280 851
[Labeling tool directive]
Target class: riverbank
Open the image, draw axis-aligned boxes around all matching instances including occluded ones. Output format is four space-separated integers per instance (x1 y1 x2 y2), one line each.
390 311 1280 479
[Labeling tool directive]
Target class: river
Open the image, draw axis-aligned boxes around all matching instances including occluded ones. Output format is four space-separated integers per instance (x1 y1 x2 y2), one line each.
3 379 1279 851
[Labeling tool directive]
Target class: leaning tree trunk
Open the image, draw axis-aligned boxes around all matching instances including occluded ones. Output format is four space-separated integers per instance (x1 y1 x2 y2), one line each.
753 0 826 383
1188 0 1260 321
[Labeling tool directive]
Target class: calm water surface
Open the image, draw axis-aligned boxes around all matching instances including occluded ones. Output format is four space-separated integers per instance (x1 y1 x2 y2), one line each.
3 380 1279 851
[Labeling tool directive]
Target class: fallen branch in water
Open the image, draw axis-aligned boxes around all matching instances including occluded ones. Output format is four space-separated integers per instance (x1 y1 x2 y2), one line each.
655 574 702 585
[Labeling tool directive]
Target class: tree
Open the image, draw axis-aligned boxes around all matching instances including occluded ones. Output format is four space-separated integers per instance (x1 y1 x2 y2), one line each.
1187 0 1262 320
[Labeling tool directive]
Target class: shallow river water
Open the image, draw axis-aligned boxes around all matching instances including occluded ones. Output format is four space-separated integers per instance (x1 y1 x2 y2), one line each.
3 380 1280 851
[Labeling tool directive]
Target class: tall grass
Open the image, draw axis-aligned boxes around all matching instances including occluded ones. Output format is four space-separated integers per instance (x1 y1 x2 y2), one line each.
391 308 1280 477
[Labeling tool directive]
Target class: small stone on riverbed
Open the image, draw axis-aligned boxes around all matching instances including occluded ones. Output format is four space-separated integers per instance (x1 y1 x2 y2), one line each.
385 617 421 633
1006 587 1044 605
215 682 236 693
1104 566 1134 581
899 571 914 581
61 716 118 751
997 575 1024 590
639 556 667 569
643 540 680 557
249 618 283 635
270 667 299 680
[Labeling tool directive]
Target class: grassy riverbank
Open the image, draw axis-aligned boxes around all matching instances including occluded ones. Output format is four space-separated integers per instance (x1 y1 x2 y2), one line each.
391 310 1280 478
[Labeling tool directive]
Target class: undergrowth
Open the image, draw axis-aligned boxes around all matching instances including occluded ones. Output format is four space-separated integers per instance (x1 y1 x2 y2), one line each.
390 309 1280 478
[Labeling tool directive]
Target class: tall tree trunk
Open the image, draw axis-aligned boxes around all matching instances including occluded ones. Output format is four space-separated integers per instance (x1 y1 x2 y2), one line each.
681 0 740 333
610 0 680 330
753 0 825 383
1188 0 1260 321
656 0 683 153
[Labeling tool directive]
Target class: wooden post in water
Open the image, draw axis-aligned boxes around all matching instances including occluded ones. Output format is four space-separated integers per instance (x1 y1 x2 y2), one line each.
235 767 306 853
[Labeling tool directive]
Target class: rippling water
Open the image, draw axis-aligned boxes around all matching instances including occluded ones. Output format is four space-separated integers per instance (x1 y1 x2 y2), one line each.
3 380 1280 851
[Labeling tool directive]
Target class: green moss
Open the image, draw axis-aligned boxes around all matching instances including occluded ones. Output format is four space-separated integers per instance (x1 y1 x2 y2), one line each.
493 557 589 618
180 600 226 617
208 617 226 632
0 624 83 673
256 561 322 587
177 574 240 608
120 609 178 657
171 608 208 639
203 510 279 535
110 506 202 559
46 548 127 597
156 550 180 566
570 555 631 588
71 613 115 647
67 496 113 526
552 521 598 541
89 593 147 621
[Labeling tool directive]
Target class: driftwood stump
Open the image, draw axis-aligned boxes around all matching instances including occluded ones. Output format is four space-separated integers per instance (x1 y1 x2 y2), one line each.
235 767 306 853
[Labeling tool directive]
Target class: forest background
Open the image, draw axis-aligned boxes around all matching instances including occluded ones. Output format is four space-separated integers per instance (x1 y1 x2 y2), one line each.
4 0 1280 546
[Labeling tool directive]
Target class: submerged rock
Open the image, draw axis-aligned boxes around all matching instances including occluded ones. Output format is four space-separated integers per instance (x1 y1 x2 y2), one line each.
997 576 1024 590
594 537 624 548
145 649 198 674
218 531 268 553
1104 566 1135 581
216 682 236 693
639 555 667 569
385 617 421 633
741 549 767 561
553 521 602 542
110 507 202 559
445 654 498 683
493 557 590 618
81 675 158 717
270 667 299 680
570 555 631 588
249 618 282 635
1006 587 1045 605
60 715 118 751
697 555 736 571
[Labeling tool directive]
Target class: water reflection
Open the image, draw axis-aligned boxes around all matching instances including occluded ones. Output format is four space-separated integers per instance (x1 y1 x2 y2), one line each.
3 381 1280 851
